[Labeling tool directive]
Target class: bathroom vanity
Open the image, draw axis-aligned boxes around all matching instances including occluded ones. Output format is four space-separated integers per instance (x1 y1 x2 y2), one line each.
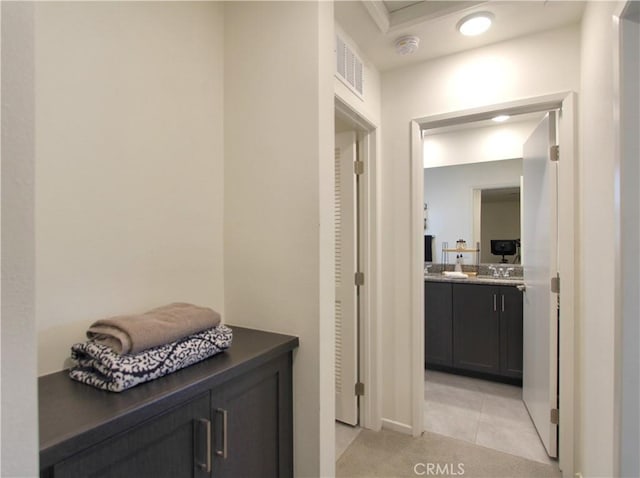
424 275 523 383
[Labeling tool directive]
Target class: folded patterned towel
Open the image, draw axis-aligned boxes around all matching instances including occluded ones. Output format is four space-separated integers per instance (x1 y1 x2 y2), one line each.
69 325 232 392
86 302 221 355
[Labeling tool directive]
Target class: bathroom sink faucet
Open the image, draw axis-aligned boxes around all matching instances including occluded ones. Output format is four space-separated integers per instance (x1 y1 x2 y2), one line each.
488 266 515 278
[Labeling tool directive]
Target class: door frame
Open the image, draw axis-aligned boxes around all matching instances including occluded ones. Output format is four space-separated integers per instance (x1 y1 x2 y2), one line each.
613 2 640 476
335 96 382 431
410 92 577 475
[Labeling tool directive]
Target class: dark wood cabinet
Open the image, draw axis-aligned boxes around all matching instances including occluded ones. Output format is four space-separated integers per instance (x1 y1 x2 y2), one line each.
211 355 292 478
53 393 211 478
425 280 523 382
40 327 298 478
499 286 524 378
452 283 501 374
425 282 453 367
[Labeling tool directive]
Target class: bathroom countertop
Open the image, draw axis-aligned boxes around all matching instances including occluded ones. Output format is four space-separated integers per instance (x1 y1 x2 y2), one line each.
424 274 524 286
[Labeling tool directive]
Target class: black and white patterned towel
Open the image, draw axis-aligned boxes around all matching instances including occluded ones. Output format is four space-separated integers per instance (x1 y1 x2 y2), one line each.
69 325 233 392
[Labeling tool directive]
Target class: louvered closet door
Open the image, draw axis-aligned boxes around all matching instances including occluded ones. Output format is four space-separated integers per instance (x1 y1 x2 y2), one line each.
335 131 358 426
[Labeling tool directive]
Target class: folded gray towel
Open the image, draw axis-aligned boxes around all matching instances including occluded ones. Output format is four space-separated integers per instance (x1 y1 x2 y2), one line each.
86 302 221 354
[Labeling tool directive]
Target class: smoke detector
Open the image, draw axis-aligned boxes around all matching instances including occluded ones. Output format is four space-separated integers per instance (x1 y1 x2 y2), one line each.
394 35 420 55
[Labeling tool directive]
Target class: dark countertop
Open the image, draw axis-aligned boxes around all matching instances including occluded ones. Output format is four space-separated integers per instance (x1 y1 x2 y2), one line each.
39 325 299 469
425 274 524 287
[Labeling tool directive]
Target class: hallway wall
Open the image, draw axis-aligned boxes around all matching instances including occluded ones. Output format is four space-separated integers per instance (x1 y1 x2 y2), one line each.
224 3 335 476
578 2 621 475
34 2 226 376
1 3 38 475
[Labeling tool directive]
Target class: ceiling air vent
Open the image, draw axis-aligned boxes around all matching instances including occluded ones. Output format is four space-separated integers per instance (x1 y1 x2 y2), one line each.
336 35 364 99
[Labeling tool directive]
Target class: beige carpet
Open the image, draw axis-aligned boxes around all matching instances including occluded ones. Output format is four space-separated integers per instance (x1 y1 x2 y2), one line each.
336 428 561 478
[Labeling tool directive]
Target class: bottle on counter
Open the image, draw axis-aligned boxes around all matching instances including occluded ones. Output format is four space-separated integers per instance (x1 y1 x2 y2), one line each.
454 254 463 272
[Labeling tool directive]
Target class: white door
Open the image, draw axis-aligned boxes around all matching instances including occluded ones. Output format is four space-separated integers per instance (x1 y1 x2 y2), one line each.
335 131 358 425
522 112 558 457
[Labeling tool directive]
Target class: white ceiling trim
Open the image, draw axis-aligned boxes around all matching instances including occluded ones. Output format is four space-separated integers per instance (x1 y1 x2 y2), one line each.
387 1 486 33
362 1 391 33
363 0 486 34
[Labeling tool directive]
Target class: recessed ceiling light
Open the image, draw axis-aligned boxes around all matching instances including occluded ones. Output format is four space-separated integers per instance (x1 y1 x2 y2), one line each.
492 115 510 123
394 35 420 55
457 12 494 36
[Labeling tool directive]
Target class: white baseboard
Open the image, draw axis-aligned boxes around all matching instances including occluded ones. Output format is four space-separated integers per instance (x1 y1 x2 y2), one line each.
381 418 413 434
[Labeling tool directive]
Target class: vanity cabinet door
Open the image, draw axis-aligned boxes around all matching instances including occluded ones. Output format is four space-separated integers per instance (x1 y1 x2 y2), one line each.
452 284 500 374
425 282 453 367
53 393 211 478
211 354 293 478
499 286 524 378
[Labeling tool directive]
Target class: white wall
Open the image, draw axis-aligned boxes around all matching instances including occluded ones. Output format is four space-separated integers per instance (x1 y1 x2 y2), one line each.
424 119 539 168
224 3 334 477
424 159 522 262
34 2 225 375
1 3 39 476
381 24 580 430
578 3 620 476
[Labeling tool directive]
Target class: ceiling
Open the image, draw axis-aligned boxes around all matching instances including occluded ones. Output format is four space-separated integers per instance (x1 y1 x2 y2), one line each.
335 1 586 71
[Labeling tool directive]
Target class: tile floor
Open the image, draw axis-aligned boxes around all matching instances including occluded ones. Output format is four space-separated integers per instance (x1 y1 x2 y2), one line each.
424 369 553 465
335 421 361 460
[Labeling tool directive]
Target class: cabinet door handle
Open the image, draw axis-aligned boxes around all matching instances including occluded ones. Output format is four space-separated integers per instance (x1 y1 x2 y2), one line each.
194 418 211 472
501 294 505 312
215 408 228 459
493 294 497 312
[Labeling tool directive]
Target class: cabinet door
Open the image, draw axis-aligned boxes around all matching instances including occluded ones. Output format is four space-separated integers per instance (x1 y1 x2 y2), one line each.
452 284 500 374
54 393 211 478
211 354 293 478
499 286 524 378
425 282 453 367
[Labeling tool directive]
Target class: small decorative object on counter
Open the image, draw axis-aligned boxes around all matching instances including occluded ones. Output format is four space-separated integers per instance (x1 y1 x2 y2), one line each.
456 239 467 250
454 254 463 272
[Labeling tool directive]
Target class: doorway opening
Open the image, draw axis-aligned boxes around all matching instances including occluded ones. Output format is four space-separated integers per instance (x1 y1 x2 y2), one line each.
423 110 554 464
334 97 382 461
411 92 577 477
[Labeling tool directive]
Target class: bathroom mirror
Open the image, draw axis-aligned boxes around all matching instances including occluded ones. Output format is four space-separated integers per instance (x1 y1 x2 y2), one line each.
475 186 521 264
423 158 523 265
